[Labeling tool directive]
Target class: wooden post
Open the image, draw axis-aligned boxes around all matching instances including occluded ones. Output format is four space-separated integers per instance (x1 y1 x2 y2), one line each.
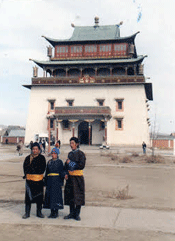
88 122 91 146
110 67 113 76
95 67 97 77
72 122 75 137
48 118 51 153
125 67 127 75
105 120 107 143
56 120 59 141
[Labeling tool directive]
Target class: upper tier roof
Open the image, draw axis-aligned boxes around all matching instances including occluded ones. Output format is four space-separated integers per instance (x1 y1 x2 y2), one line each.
71 25 120 40
43 25 139 45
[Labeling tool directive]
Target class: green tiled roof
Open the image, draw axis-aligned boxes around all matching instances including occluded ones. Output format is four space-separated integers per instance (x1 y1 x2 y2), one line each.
43 25 139 45
71 25 120 40
32 56 146 68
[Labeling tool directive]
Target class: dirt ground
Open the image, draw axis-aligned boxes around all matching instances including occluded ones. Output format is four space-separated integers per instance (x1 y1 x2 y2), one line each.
1 144 175 240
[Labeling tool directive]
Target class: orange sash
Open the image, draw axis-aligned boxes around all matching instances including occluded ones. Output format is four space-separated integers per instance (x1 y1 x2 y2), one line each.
47 173 59 176
26 174 43 181
68 170 83 176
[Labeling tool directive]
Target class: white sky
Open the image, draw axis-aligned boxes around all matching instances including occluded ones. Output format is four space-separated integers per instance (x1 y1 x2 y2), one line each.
0 0 175 133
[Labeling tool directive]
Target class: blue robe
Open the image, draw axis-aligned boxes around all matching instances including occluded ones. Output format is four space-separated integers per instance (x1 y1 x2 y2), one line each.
44 158 64 210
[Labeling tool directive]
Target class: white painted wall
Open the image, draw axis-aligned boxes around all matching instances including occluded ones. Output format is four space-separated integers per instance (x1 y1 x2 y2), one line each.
25 84 150 146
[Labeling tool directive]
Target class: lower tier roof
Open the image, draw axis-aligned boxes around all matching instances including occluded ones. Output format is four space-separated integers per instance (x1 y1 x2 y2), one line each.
31 56 146 68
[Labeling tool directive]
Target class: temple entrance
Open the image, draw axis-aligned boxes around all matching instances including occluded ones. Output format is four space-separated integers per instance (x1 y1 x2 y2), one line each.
78 121 92 145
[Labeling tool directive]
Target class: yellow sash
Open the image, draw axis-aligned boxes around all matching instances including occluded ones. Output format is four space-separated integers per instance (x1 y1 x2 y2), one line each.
68 170 83 176
47 173 59 176
26 174 43 181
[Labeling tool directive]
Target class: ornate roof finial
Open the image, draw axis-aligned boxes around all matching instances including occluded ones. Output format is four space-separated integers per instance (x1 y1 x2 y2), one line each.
117 21 123 27
94 16 99 26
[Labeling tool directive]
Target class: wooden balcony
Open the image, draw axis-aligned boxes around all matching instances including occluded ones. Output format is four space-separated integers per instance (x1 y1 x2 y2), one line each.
32 75 145 85
53 106 111 120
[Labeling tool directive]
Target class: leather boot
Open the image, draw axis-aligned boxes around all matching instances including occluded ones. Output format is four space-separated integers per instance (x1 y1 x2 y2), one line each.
48 209 58 218
74 205 81 221
64 203 75 219
22 203 31 219
36 204 44 218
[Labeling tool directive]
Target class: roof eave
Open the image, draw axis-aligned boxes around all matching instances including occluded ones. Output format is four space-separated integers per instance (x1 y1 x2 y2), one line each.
30 55 147 68
42 31 140 46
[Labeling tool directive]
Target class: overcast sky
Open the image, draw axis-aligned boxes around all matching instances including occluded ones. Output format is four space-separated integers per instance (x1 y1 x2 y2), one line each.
0 0 175 133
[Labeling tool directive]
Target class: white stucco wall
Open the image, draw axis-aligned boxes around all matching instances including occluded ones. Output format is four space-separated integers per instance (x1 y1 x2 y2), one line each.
25 84 150 146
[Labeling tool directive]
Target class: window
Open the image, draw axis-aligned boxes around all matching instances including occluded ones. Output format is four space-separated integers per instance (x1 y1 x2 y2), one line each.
114 44 127 56
96 99 105 106
115 118 123 130
48 99 55 111
99 44 112 52
85 45 97 53
66 99 74 106
62 120 70 129
115 99 124 111
70 46 82 53
118 101 122 110
57 46 68 53
50 119 54 129
50 101 54 110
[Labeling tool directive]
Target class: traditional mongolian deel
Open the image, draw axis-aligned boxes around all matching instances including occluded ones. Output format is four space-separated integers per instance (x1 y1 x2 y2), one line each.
64 149 86 206
44 158 64 210
23 154 46 204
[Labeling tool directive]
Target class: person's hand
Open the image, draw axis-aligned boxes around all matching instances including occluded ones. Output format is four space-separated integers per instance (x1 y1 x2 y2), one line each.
66 159 70 164
65 174 68 180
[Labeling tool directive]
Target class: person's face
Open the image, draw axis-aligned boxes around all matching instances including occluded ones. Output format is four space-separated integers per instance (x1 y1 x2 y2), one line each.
32 146 40 155
55 142 60 148
52 152 58 160
70 140 78 150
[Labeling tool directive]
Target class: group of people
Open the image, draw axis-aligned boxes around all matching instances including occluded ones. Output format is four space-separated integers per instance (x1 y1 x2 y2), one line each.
22 137 86 221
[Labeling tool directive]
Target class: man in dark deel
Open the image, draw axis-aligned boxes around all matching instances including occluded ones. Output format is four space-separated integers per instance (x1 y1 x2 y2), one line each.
64 137 86 221
22 142 46 219
142 141 147 154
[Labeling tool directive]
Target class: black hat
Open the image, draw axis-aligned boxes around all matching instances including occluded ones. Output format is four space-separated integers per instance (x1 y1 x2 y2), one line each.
70 137 79 144
32 142 41 150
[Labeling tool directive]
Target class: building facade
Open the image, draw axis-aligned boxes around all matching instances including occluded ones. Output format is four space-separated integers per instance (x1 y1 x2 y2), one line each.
24 18 153 146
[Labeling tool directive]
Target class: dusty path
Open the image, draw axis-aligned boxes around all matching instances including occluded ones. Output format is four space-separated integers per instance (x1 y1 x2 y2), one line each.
1 144 175 240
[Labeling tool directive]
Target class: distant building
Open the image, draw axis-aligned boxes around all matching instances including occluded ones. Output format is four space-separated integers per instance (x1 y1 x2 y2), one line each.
1 126 25 144
24 18 153 146
151 133 175 149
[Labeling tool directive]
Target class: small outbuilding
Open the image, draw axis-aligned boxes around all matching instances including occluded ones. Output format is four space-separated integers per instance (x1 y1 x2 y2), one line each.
150 133 175 149
2 126 25 144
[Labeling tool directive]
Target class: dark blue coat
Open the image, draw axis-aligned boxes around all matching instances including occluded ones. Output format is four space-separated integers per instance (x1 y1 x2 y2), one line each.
43 158 64 210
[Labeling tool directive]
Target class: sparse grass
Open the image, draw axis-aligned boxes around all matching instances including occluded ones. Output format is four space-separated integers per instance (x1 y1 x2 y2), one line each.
100 151 112 157
111 154 118 161
131 152 139 157
106 185 133 200
145 155 165 164
119 156 132 163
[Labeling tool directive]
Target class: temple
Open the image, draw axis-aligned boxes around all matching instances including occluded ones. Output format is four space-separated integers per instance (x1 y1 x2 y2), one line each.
24 17 153 146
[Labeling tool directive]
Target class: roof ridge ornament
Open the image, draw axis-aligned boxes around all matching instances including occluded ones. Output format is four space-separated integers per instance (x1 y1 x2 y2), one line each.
116 21 123 27
94 16 99 27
